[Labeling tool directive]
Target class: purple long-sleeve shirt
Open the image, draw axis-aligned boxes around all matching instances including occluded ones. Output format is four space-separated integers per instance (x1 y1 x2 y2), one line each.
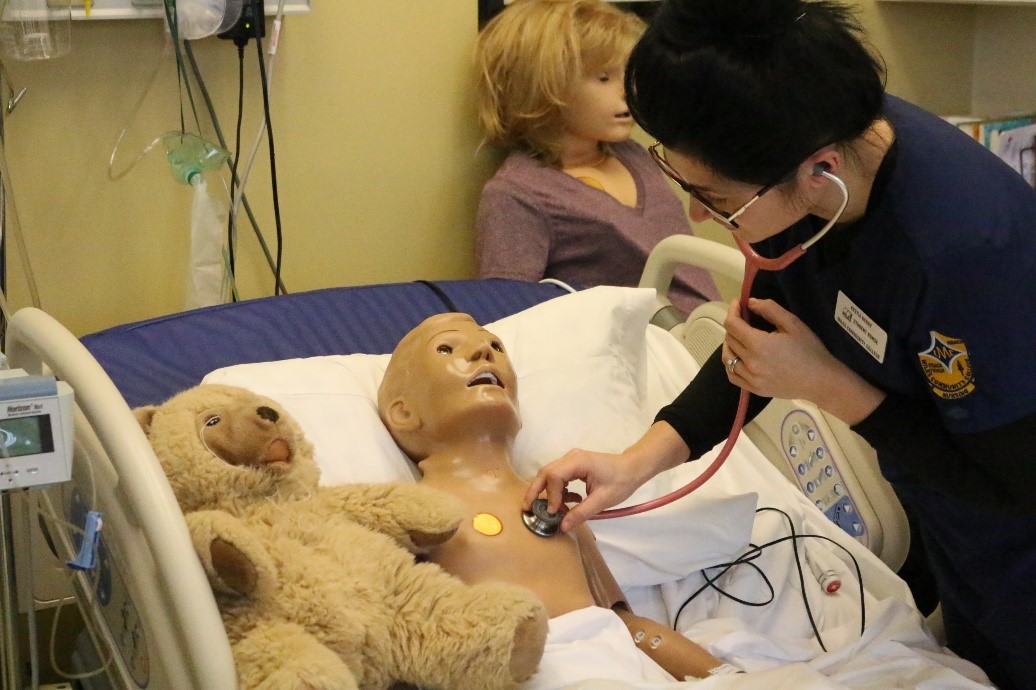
475 139 719 316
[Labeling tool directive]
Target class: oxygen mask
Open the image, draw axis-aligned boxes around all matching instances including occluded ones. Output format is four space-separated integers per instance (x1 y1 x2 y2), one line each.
162 131 229 185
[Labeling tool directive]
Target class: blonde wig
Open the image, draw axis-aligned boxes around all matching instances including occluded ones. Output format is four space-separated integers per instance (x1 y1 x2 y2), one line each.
475 0 645 166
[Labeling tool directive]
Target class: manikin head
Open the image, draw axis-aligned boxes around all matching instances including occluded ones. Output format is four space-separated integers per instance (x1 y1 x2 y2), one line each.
378 313 521 463
475 0 645 166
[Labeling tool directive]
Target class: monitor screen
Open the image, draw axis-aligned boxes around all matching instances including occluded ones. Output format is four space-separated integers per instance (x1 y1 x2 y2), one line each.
0 414 54 459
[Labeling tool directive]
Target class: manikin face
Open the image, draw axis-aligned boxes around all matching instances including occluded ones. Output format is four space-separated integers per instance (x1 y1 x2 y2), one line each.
559 65 634 149
386 313 520 449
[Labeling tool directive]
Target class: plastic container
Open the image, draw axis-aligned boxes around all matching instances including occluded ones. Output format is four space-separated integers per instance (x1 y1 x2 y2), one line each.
174 0 245 40
0 0 71 61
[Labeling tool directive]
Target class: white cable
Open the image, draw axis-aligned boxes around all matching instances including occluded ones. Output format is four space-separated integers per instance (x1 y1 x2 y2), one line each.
0 137 41 309
34 492 114 681
23 490 39 690
107 39 175 182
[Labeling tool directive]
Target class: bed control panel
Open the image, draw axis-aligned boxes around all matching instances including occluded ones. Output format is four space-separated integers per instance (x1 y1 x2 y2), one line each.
780 409 867 542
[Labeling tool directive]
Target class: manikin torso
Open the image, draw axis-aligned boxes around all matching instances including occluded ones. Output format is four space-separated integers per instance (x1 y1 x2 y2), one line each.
378 313 618 619
417 445 598 619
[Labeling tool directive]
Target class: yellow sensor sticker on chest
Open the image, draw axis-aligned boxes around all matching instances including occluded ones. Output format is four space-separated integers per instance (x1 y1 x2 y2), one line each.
472 513 503 536
918 331 976 400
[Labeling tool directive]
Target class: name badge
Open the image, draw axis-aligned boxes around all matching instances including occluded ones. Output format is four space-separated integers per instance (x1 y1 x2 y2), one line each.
834 291 887 363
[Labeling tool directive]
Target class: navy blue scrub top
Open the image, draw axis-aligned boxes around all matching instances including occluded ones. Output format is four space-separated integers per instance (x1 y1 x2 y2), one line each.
755 95 1036 434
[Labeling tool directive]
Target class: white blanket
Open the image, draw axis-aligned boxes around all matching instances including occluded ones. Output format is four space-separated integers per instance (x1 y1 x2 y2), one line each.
523 607 673 690
538 446 994 689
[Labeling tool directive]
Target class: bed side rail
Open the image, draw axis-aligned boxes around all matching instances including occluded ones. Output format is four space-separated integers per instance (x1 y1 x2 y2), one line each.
6 307 237 690
639 237 909 572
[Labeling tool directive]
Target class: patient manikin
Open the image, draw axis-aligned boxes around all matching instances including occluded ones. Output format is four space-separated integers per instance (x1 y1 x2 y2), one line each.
378 313 731 681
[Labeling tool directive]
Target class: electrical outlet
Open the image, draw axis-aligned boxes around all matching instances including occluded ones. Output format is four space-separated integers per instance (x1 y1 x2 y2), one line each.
218 0 266 46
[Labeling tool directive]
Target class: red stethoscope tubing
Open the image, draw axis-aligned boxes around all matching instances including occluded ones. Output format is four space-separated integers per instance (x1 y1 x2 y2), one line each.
590 261 759 519
591 171 847 520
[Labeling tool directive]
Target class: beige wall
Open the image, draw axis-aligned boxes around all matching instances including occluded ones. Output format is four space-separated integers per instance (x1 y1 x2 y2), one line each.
4 2 496 336
2 1 1033 337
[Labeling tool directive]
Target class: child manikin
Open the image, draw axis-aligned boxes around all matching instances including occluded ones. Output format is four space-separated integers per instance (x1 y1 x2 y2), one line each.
474 0 719 316
378 313 732 681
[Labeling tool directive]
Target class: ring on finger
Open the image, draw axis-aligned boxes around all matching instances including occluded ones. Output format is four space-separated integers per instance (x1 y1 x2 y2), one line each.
726 355 740 375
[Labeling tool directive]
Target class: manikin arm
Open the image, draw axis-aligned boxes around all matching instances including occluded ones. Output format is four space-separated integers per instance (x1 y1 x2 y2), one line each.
574 527 725 680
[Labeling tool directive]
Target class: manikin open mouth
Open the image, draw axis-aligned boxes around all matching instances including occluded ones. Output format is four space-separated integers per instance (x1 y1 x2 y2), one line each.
468 371 502 388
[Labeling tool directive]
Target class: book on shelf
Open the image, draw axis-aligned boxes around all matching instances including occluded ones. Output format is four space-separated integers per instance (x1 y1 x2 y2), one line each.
943 112 1036 187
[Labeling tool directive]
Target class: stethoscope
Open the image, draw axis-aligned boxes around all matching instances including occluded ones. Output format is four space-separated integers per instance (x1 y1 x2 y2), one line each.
523 167 849 536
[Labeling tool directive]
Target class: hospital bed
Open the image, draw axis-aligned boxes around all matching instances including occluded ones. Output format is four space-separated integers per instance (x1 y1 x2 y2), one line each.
3 237 986 689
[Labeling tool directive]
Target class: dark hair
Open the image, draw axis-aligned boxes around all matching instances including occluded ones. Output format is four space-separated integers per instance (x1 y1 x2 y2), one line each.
625 0 886 185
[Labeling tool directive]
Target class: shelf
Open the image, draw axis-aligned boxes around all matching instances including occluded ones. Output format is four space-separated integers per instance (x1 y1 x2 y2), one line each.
63 0 310 21
878 0 1036 5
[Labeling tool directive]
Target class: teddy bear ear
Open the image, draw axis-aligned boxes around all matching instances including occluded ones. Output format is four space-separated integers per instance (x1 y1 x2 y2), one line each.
133 406 158 434
384 398 421 433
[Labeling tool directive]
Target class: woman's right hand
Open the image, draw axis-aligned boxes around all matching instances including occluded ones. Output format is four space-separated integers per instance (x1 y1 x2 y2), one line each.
523 422 690 532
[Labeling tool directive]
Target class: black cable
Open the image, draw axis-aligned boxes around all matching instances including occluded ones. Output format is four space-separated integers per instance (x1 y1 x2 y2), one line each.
761 506 827 651
227 44 246 298
162 1 204 137
416 280 460 312
253 10 285 296
671 507 866 654
181 41 288 296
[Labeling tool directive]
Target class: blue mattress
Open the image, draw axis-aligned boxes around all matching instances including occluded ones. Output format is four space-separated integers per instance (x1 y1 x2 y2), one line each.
80 279 570 408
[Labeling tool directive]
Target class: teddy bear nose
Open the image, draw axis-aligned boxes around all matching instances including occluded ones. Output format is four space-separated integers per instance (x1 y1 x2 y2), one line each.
257 406 280 422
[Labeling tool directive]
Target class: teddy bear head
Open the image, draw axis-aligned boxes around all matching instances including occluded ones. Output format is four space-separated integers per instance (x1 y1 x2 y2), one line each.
134 384 321 513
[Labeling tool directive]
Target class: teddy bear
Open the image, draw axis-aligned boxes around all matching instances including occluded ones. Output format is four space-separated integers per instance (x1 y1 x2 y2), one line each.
133 383 548 690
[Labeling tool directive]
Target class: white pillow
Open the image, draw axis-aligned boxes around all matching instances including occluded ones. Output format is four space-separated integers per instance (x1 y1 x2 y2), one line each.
203 286 657 485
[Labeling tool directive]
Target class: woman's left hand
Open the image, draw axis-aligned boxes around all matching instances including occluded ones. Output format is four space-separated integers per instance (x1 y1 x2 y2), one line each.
722 298 849 406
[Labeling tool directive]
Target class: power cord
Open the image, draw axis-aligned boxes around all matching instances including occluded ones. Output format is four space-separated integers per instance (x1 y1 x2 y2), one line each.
251 10 285 296
181 40 287 296
672 506 866 653
218 0 286 298
227 43 246 299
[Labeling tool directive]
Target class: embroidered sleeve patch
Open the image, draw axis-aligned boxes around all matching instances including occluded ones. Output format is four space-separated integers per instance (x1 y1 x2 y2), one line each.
917 331 976 400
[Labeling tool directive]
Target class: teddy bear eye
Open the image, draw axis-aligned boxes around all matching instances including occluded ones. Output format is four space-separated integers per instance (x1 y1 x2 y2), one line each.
436 344 452 355
204 415 222 427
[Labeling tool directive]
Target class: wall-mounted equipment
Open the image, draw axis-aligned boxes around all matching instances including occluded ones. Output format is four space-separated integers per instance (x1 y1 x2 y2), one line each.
56 0 309 21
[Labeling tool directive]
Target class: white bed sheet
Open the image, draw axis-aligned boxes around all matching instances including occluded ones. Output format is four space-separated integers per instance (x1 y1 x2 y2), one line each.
202 286 993 690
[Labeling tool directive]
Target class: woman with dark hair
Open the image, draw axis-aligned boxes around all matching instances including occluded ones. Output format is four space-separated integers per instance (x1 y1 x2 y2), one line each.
525 1 1036 688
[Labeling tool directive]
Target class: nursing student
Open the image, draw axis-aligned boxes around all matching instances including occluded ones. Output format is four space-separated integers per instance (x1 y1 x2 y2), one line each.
474 0 718 316
524 1 1036 688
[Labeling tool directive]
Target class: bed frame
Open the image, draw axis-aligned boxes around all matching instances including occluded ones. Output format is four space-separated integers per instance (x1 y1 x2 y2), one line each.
2 239 911 689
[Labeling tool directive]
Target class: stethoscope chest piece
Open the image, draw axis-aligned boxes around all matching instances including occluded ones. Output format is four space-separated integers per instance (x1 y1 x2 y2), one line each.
522 498 563 537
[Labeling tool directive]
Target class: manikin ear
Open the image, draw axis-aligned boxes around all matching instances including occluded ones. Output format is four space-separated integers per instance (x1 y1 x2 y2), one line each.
384 398 422 434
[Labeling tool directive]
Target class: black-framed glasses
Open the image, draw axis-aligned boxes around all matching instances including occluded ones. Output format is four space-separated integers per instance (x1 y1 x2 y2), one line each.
648 141 781 230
